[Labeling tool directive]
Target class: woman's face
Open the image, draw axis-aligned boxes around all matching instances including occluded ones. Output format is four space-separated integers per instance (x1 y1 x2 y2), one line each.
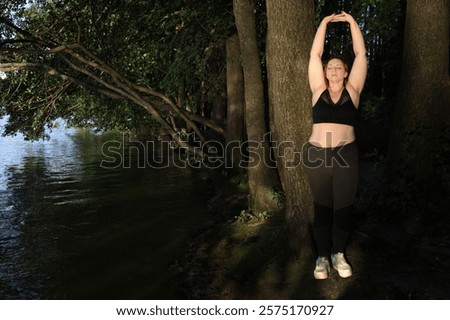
325 58 348 83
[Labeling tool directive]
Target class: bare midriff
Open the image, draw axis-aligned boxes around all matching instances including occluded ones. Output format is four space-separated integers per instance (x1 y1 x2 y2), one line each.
309 123 355 148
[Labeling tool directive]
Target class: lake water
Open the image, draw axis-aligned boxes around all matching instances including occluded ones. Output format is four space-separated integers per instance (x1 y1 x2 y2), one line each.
0 122 212 299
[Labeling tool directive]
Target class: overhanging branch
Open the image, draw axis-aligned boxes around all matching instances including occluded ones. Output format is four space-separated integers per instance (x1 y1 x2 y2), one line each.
0 18 220 157
0 62 125 100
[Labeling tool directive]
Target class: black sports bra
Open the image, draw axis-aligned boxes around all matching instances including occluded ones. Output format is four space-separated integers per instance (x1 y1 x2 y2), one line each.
312 89 358 127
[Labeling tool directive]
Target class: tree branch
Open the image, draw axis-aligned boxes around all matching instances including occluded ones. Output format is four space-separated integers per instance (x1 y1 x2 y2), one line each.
0 17 49 47
0 18 214 157
0 62 125 100
188 113 226 136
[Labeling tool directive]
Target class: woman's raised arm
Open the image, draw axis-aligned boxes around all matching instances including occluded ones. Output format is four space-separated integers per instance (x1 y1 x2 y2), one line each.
308 14 335 96
334 11 367 94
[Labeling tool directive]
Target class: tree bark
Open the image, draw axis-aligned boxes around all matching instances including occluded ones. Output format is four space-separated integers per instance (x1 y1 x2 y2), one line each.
266 0 316 257
225 33 245 169
387 0 450 179
393 0 449 130
233 0 281 214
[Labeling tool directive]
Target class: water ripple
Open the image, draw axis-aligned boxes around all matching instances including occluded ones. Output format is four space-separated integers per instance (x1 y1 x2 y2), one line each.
0 121 210 299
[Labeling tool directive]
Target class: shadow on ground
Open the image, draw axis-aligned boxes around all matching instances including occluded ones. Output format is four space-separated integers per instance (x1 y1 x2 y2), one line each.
173 157 450 300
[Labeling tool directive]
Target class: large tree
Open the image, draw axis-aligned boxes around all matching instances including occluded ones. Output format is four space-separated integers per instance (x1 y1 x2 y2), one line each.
387 0 449 182
232 0 280 215
265 0 316 256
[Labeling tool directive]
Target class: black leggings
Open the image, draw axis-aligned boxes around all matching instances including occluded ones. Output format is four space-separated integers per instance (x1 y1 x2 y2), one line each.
304 142 359 256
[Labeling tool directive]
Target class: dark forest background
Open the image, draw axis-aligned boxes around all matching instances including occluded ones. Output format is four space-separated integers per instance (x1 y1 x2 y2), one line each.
1 0 449 298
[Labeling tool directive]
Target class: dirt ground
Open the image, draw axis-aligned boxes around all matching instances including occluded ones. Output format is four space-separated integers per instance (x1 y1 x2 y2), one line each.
173 159 450 300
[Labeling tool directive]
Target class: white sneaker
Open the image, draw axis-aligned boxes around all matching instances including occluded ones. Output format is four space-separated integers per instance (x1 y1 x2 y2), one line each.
314 257 330 280
331 252 352 278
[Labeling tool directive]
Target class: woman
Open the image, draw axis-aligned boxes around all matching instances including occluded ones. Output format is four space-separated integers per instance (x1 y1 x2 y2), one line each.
305 11 367 280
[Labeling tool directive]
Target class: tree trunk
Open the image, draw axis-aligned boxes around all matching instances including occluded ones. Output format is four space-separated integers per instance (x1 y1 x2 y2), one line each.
266 0 316 257
233 0 280 215
211 95 227 128
226 33 245 170
392 0 449 130
387 0 449 180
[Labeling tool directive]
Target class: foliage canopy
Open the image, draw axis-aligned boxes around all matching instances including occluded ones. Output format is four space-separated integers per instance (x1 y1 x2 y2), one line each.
1 0 233 139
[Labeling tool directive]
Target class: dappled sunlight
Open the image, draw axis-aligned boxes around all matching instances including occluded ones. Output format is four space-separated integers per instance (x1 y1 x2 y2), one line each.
176 205 363 299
